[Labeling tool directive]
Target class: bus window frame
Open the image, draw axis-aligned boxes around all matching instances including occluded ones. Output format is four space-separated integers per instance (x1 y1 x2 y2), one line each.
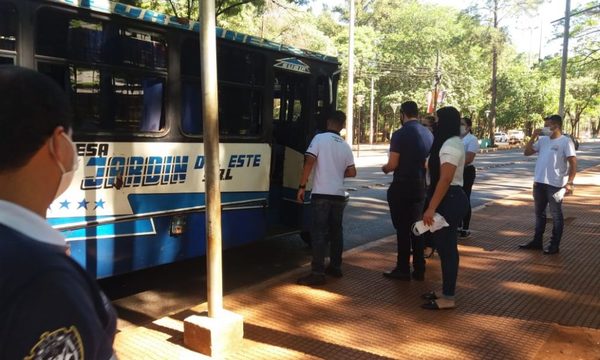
179 38 268 142
33 4 170 139
0 1 18 64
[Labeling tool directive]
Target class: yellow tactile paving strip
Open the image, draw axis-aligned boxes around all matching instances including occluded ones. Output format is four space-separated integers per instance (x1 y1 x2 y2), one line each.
115 167 600 359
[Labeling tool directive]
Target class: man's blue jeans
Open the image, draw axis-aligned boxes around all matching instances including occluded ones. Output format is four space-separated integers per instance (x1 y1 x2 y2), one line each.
310 196 347 275
533 182 564 248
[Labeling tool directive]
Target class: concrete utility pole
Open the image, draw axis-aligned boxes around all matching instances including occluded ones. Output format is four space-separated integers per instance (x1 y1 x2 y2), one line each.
345 0 355 147
431 50 441 113
369 77 374 145
184 0 243 356
558 0 571 118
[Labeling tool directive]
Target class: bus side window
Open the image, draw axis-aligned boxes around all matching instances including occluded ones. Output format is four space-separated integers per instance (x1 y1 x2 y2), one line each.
35 7 167 135
181 37 203 135
272 73 306 152
0 2 17 64
315 76 331 131
217 44 265 136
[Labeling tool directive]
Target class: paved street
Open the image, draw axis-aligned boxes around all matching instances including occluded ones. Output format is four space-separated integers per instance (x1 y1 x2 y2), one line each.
342 141 600 249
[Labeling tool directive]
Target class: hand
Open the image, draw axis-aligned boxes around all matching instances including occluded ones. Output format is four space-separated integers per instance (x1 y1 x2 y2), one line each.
565 183 574 195
423 207 436 227
381 164 389 174
297 188 305 203
532 128 542 138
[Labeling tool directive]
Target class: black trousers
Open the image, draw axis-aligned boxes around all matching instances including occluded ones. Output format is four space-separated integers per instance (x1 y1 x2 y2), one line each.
461 165 476 230
387 181 426 274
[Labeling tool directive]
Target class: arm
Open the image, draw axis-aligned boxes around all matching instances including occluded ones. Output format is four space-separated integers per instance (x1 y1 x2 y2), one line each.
296 155 316 203
423 163 457 226
382 152 400 174
465 152 476 165
345 165 357 178
565 156 577 194
524 129 541 156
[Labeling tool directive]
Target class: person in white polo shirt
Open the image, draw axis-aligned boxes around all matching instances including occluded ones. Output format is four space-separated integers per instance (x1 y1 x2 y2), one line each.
519 114 576 254
296 111 356 286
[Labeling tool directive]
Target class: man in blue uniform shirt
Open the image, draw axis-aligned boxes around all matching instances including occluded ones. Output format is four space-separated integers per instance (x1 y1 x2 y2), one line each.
0 66 117 359
382 101 434 281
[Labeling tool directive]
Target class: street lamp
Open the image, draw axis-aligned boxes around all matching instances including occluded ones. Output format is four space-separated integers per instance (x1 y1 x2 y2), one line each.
356 94 365 157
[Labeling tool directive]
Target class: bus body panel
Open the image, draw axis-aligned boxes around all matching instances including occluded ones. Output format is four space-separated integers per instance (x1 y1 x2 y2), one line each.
1 0 341 277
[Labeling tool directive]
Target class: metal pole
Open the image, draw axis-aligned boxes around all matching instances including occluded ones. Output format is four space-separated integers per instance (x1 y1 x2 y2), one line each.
369 77 374 145
200 0 223 317
432 49 440 113
356 107 360 157
558 0 570 118
345 0 355 147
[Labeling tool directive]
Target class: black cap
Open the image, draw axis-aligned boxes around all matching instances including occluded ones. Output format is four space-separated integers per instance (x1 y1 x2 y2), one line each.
544 114 562 122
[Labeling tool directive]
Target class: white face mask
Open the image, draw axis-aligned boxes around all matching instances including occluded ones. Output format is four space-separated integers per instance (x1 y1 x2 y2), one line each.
460 125 468 136
541 127 552 136
49 133 79 200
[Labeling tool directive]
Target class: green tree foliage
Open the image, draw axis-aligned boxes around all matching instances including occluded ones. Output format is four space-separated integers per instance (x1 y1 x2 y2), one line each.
124 0 308 19
132 0 599 141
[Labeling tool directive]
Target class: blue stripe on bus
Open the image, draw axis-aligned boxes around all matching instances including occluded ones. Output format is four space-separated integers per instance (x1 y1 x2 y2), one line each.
127 192 268 214
68 207 267 278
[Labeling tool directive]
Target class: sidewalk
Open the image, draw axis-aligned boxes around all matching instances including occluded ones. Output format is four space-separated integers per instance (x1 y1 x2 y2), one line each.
114 167 600 359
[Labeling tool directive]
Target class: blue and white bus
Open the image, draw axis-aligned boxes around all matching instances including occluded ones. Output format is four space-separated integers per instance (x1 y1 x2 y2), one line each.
0 0 341 278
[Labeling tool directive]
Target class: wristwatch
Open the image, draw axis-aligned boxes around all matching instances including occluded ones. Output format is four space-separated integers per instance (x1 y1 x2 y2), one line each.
299 184 306 189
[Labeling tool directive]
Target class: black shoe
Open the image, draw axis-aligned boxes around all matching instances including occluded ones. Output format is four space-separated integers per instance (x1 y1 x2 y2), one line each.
296 273 326 286
421 299 455 310
543 246 559 255
383 269 411 281
325 266 343 278
411 271 425 281
459 230 471 238
519 241 543 250
421 291 438 300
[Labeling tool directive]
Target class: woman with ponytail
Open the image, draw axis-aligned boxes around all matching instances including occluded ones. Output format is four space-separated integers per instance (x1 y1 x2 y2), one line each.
421 106 469 310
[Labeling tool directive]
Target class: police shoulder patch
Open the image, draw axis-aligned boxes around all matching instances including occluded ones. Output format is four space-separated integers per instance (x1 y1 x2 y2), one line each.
26 326 84 360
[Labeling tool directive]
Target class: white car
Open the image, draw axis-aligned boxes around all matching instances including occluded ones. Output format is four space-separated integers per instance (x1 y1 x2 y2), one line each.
494 132 508 143
507 130 525 144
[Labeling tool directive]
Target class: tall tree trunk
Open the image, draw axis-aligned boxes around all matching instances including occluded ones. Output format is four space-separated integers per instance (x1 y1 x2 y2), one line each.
489 0 498 147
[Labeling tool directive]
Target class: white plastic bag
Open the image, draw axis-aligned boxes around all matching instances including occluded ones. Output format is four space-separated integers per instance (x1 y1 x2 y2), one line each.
553 188 567 202
412 213 450 236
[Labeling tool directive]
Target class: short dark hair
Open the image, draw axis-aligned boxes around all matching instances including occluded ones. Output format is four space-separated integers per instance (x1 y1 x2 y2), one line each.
462 117 472 128
544 114 562 128
328 110 346 126
400 101 418 117
0 66 72 172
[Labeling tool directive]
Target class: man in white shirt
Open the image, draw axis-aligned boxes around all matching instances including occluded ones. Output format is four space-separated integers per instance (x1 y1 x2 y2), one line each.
519 115 577 254
0 66 116 359
296 111 356 286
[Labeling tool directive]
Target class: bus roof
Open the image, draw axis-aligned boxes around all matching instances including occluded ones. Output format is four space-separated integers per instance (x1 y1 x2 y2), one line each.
47 0 339 64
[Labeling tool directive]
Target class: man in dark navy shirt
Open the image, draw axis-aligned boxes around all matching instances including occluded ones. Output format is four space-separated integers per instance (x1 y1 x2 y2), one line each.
0 66 116 359
382 101 433 281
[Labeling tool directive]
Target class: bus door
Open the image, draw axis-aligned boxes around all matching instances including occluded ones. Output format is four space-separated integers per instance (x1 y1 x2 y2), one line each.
269 69 310 233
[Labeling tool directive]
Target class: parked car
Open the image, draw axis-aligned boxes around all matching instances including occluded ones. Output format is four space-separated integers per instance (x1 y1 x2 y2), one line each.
507 130 525 144
494 132 508 143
